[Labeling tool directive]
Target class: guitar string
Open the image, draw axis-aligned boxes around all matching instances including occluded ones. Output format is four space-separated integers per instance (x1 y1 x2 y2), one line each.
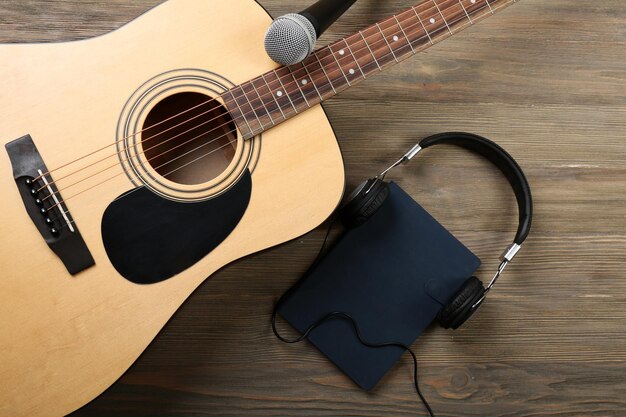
42 0 488 202
37 0 495 205
40 0 512 200
46 0 506 224
39 110 235 202
46 1 502 229
49 136 239 230
48 138 240 231
31 97 219 182
45 0 501 224
49 2 505 233
40 0 510 207
35 99 229 193
33 0 450 188
32 0 466 186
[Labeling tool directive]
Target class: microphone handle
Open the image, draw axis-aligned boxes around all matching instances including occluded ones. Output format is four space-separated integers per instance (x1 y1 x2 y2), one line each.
300 0 359 37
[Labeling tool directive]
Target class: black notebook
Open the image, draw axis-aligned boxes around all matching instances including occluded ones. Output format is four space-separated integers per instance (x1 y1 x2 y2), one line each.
278 182 481 391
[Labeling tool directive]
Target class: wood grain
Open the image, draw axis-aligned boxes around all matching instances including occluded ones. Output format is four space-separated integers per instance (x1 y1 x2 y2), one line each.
2 0 625 416
232 0 519 135
0 1 344 416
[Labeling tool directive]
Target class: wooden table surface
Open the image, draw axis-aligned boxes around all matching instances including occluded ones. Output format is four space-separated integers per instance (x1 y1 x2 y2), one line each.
2 1 625 416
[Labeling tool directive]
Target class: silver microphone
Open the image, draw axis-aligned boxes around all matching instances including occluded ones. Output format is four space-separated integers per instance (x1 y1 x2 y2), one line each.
264 13 317 66
264 0 358 66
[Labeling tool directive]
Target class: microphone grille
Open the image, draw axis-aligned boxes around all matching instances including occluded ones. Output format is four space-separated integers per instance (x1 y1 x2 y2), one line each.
264 14 316 66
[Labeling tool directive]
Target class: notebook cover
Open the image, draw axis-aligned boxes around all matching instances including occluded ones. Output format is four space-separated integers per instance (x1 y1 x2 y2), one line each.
278 182 481 391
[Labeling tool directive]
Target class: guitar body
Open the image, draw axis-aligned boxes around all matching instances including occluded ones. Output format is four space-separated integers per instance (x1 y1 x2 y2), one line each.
0 1 344 416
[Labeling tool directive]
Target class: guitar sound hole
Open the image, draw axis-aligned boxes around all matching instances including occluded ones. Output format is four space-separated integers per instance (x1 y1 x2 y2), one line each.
142 92 237 185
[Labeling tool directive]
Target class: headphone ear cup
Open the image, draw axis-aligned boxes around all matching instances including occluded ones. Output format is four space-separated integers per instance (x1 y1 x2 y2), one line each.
438 276 485 329
339 179 389 228
356 184 389 224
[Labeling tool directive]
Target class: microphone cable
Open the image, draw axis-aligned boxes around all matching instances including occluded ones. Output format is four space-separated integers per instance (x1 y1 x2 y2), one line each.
270 217 435 417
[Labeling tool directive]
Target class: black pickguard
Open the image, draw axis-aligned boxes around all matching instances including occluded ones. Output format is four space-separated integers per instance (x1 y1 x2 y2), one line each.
101 170 252 284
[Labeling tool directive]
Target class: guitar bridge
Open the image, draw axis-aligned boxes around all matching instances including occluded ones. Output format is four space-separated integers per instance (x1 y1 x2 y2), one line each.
5 135 94 275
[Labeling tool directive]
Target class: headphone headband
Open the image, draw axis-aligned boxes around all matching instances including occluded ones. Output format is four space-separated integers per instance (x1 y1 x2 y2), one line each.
375 132 533 309
379 132 533 246
418 132 532 245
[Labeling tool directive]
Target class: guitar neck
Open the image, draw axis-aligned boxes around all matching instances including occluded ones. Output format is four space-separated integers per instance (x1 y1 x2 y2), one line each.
224 0 518 139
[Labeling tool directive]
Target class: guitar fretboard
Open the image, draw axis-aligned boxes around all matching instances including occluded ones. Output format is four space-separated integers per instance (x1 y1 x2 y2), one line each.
223 0 518 139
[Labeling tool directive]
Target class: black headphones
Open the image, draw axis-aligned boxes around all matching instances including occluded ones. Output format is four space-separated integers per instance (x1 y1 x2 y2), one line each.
338 132 533 329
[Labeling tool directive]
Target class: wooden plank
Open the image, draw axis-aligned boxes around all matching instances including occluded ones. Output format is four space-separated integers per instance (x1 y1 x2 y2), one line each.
2 0 625 416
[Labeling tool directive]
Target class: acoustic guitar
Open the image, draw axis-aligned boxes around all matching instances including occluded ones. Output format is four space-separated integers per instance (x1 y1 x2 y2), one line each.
0 0 519 415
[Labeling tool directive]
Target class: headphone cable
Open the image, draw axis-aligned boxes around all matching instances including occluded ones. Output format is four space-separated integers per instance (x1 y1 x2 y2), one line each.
270 217 435 417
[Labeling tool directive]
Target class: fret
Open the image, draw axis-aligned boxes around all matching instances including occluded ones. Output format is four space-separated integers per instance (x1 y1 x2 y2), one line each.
485 0 495 14
262 73 298 118
249 78 277 126
345 32 376 76
221 90 255 139
231 86 265 133
413 0 469 45
328 47 352 86
226 0 518 140
431 0 453 34
378 17 413 59
393 8 430 51
277 72 300 115
290 63 323 103
312 52 338 94
462 0 494 17
300 62 324 101
226 89 251 135
432 0 472 33
283 66 311 108
241 82 267 130
412 6 434 45
316 47 351 91
300 53 335 98
457 0 473 23
260 76 288 125
358 30 382 71
256 75 284 121
329 40 365 82
393 15 416 54
448 0 488 29
376 23 398 63
363 25 397 68
345 41 366 79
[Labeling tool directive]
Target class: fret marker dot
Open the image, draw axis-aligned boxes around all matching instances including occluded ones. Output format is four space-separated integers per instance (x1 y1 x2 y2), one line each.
276 91 283 97
471 0 476 3
430 17 436 24
349 69 355 75
301 79 308 85
393 35 399 42
339 49 345 55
